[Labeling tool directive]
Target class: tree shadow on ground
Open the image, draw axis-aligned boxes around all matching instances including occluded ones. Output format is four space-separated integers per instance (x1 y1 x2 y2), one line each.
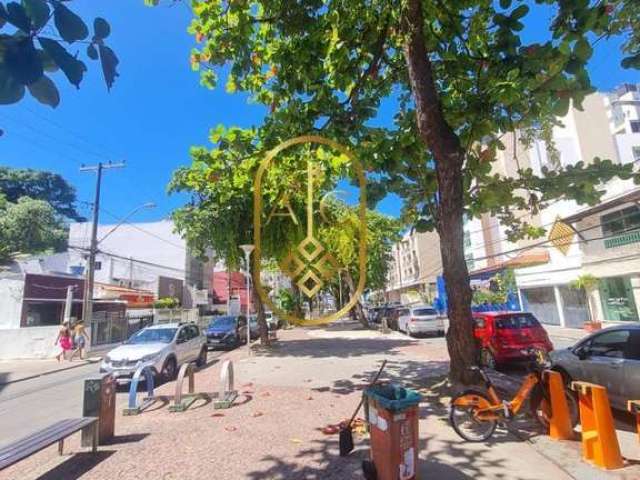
252 337 417 359
245 421 540 480
34 451 115 480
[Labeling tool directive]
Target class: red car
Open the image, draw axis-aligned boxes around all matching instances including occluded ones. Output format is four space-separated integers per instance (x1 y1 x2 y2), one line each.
472 311 554 368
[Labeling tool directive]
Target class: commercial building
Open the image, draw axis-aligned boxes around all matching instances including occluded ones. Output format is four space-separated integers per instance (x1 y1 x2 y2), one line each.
464 84 640 327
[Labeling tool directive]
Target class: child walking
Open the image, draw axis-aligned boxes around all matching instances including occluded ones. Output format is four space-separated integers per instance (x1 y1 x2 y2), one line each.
54 322 73 362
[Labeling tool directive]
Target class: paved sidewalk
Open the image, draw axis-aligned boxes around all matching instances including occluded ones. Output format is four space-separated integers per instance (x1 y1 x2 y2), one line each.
0 345 111 385
0 322 636 479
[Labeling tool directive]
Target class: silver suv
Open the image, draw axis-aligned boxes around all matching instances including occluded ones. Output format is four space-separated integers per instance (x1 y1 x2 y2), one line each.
550 324 640 410
100 323 208 383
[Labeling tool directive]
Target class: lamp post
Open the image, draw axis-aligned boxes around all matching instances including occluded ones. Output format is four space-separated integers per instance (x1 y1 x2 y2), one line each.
240 244 255 356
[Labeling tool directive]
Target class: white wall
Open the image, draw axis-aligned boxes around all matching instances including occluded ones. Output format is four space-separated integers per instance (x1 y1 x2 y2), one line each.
614 133 640 165
0 277 24 329
68 220 187 286
0 326 60 359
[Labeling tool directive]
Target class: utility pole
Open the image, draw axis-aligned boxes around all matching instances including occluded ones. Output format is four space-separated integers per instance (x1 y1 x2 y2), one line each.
80 161 125 327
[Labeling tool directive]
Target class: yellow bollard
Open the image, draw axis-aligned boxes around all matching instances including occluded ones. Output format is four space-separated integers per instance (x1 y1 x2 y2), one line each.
543 370 573 440
628 400 640 444
571 381 624 470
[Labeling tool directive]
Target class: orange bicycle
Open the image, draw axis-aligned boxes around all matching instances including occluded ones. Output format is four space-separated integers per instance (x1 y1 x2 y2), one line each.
449 349 577 441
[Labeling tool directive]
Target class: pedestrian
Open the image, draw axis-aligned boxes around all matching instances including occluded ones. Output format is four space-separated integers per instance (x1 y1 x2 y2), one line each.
70 320 90 361
54 322 73 362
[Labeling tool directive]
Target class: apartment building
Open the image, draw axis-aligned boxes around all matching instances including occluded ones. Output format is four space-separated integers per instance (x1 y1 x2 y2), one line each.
386 230 442 304
465 84 640 327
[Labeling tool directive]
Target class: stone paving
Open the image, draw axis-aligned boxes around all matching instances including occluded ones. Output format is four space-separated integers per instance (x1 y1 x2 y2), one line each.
0 321 637 479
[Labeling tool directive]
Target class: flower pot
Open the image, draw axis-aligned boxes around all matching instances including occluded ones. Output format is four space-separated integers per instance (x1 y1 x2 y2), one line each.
584 321 602 332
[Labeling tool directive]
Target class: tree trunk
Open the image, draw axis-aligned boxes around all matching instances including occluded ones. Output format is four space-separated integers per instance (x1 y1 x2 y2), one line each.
344 271 369 328
402 0 476 384
251 286 270 345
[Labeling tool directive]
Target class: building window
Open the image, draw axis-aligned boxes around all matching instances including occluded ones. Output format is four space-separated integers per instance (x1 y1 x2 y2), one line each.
633 146 640 162
631 120 640 133
601 205 640 237
94 261 102 271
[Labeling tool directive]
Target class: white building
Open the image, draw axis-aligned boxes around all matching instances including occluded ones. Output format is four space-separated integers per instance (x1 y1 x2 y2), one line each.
465 84 640 328
386 230 442 304
68 220 213 308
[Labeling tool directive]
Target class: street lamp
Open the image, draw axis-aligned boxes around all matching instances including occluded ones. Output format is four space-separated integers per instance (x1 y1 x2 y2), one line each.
240 244 255 356
98 202 156 245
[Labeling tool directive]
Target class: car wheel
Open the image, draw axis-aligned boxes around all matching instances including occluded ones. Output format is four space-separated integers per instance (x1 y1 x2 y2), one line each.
196 347 207 368
161 357 177 382
480 349 497 369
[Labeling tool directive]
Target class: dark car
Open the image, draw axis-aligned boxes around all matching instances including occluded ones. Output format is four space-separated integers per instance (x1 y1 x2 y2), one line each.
473 311 554 368
550 324 640 411
205 315 247 350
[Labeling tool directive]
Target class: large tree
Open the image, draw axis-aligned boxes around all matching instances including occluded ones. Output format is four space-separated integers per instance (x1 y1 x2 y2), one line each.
164 0 638 381
0 194 66 262
0 0 118 107
0 166 84 220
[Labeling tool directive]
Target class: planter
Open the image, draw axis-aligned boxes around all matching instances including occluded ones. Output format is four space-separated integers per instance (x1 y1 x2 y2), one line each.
583 321 602 332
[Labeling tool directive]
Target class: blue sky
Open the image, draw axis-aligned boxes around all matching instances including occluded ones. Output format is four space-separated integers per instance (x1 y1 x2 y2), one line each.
1 1 638 224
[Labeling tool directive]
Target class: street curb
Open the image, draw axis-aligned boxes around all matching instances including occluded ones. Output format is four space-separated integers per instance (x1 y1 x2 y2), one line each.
0 357 102 386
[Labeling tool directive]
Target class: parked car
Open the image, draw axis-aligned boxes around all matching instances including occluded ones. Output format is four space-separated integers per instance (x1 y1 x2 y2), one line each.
550 324 640 411
473 311 553 368
264 311 279 330
381 306 408 330
100 322 207 382
398 305 445 337
205 315 248 350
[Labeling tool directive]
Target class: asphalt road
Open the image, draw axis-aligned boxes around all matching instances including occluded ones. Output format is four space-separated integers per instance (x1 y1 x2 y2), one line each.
0 351 224 449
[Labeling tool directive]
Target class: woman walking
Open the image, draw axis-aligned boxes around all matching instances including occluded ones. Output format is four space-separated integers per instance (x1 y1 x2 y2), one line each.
70 320 90 361
54 322 73 362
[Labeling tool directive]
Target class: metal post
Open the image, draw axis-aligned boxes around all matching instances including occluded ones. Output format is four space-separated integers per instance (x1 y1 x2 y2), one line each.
63 286 74 324
80 161 125 326
240 245 255 356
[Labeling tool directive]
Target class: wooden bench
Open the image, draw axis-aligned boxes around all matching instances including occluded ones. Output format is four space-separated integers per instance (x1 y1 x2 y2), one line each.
0 418 98 471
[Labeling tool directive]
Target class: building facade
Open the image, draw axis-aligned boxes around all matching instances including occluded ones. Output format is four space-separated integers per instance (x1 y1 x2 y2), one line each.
68 220 214 308
386 230 442 304
464 84 640 327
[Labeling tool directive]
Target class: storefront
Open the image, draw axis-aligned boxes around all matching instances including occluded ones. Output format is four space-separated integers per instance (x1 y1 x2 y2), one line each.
599 276 639 322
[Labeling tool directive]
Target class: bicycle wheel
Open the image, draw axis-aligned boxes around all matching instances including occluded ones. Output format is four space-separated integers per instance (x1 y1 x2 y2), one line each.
450 389 498 442
530 384 579 429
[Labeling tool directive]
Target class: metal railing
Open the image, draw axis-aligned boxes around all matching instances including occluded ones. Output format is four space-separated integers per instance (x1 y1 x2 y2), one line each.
604 230 640 249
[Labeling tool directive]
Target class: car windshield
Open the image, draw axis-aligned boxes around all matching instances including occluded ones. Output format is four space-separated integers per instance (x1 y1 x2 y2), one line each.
495 314 539 329
209 316 235 328
398 309 410 316
413 308 436 316
128 328 176 344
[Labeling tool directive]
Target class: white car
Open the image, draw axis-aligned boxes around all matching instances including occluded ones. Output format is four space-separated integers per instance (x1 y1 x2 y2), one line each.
264 311 279 330
397 305 445 337
100 323 207 383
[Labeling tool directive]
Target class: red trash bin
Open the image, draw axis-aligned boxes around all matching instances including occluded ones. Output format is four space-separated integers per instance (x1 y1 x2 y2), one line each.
364 384 421 480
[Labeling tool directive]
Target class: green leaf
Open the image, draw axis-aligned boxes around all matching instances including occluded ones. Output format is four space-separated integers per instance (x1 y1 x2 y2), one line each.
98 44 119 90
573 38 592 61
499 0 511 8
93 17 110 40
564 58 581 74
87 43 98 60
4 37 42 85
0 68 26 104
53 2 88 43
510 5 529 20
22 0 50 30
27 74 59 107
38 37 86 88
553 97 570 116
5 2 30 31
621 53 640 70
414 218 432 232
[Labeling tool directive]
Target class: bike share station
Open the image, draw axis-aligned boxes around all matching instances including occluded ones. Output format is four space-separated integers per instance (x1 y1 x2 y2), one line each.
450 351 640 473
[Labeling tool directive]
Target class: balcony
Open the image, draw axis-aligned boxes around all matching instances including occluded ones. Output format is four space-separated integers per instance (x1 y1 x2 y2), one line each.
604 230 640 249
